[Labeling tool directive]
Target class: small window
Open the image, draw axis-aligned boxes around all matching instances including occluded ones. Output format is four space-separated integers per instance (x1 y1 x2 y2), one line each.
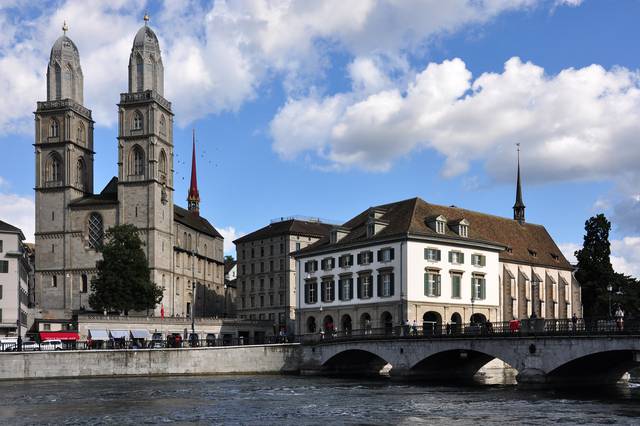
131 146 144 176
436 220 446 234
0 260 8 273
424 248 441 261
528 249 537 258
159 115 166 135
0 240 3 253
132 111 143 130
449 251 464 264
451 273 462 298
81 274 88 293
88 213 104 249
357 251 373 265
76 123 85 143
378 248 394 262
358 275 373 299
472 275 486 300
459 224 468 238
424 271 441 297
52 276 57 287
50 119 59 137
471 254 486 267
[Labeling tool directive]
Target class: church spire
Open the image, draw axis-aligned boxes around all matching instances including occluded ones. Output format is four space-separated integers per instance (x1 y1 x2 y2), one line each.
187 129 200 215
513 143 525 224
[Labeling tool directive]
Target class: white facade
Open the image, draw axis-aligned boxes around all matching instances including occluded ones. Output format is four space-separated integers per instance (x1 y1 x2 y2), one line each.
0 228 32 337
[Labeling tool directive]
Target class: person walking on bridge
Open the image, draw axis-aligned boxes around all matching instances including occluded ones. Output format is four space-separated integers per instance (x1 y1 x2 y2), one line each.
615 306 624 331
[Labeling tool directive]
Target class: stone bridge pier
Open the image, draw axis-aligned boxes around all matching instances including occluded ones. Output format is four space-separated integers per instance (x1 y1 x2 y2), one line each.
299 336 640 387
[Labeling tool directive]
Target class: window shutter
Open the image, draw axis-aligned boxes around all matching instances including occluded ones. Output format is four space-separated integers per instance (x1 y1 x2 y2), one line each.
435 275 441 296
304 262 309 273
320 281 326 302
313 260 318 271
448 252 453 263
480 279 486 299
377 250 382 262
331 258 335 268
349 279 354 300
480 255 486 267
377 274 382 297
338 257 343 268
330 280 335 301
357 277 362 298
390 248 395 260
357 253 362 265
304 284 309 304
424 248 428 259
437 250 442 261
460 253 465 264
424 273 429 296
390 273 395 296
348 254 353 266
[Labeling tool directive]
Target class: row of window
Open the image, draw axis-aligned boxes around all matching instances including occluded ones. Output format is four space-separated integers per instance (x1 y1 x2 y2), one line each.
241 241 303 260
424 248 486 266
241 258 288 276
240 276 286 293
424 271 486 300
304 271 395 304
304 248 395 273
241 292 287 309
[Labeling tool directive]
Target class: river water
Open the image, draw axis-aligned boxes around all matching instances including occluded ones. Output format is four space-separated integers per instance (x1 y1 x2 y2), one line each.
1 374 639 425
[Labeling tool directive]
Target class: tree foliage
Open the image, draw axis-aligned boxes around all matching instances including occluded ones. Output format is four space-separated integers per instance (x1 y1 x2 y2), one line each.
89 224 163 314
575 214 640 317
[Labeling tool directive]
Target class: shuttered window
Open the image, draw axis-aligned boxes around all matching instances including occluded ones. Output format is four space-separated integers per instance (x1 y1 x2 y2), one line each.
424 272 441 297
451 273 462 298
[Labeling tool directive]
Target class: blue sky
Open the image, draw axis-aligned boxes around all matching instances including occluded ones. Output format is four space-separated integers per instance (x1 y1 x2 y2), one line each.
1 0 639 277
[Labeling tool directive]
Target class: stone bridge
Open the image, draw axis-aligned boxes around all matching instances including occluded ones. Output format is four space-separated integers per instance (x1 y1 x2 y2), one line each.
299 335 640 386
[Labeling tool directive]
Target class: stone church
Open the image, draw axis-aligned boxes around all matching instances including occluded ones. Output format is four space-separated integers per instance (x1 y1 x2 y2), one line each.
34 19 225 323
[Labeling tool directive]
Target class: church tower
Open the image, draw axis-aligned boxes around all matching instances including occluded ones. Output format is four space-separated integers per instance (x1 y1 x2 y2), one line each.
34 22 95 316
513 144 526 224
117 14 174 311
187 130 200 215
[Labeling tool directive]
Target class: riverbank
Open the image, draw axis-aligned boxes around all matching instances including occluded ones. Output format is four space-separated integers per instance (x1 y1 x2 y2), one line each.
0 344 299 380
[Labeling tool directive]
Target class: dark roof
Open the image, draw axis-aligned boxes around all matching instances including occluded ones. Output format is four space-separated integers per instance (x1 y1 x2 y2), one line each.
234 219 333 244
69 177 119 207
224 259 236 274
174 205 222 239
297 197 571 270
0 219 24 239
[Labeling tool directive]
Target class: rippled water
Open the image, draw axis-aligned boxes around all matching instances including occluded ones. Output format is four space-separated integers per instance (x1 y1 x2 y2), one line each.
0 374 639 425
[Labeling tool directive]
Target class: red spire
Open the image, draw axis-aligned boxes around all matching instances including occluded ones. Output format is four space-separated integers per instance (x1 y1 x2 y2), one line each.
187 128 200 215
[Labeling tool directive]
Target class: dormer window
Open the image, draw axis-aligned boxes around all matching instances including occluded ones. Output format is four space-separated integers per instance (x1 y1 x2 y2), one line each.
459 224 468 237
367 222 375 237
551 253 559 261
528 249 537 258
331 227 348 244
427 215 448 234
436 220 446 234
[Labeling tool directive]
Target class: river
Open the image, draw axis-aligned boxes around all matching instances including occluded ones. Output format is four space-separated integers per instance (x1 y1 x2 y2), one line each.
0 374 639 425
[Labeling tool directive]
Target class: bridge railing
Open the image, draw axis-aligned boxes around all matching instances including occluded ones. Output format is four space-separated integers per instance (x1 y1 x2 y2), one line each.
299 317 639 345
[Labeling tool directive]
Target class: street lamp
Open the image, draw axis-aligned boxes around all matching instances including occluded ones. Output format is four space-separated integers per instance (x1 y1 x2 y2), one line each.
607 284 613 318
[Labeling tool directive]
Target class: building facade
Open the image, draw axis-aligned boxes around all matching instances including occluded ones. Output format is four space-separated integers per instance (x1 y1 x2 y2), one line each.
295 190 581 334
234 218 332 331
33 20 224 325
0 220 33 337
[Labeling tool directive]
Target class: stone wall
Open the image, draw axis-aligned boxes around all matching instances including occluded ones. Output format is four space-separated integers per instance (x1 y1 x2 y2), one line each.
0 344 300 380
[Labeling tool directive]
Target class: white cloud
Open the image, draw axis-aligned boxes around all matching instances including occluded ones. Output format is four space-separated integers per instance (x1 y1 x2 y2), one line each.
0 0 576 134
611 237 640 279
0 190 35 243
558 242 580 264
271 57 640 182
555 0 583 6
216 225 244 257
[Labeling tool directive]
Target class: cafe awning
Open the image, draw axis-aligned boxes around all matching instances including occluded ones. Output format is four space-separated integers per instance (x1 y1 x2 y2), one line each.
39 332 79 341
109 330 129 339
88 329 109 341
130 329 151 339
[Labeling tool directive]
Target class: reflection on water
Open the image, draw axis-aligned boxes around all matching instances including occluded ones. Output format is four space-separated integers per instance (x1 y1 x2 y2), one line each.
0 374 639 425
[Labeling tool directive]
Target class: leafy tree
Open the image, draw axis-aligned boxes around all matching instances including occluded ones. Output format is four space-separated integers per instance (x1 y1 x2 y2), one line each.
575 214 640 317
224 255 235 263
89 224 163 314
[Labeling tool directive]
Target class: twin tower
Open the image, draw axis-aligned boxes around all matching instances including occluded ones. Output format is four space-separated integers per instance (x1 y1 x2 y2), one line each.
33 18 186 318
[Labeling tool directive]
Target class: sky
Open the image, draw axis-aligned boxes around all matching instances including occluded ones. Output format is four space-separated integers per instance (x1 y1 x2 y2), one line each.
0 0 639 278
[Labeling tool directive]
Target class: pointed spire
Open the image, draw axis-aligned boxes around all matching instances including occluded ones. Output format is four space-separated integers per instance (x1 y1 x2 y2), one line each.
187 129 200 215
513 143 525 224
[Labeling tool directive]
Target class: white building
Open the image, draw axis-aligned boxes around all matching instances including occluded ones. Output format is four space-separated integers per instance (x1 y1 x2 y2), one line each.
295 192 581 335
0 220 33 337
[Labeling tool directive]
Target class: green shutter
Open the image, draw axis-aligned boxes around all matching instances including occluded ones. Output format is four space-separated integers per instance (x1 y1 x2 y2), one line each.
424 273 430 296
390 273 395 296
435 275 441 296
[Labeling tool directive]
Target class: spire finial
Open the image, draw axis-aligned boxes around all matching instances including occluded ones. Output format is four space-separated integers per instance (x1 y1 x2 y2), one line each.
143 11 150 25
62 21 68 35
187 128 201 215
513 143 525 224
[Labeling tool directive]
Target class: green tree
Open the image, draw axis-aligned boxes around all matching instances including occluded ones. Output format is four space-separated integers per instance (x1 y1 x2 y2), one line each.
575 214 640 317
89 224 163 314
224 255 235 263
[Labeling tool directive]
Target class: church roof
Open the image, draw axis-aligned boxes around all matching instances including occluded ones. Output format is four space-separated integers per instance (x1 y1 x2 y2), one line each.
68 177 119 207
174 205 222 239
50 35 80 60
234 219 333 244
132 25 160 53
296 197 572 270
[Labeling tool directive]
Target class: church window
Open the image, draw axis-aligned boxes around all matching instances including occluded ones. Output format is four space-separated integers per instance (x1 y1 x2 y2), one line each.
159 115 166 135
54 63 62 99
47 153 62 182
50 119 59 138
131 145 144 175
88 213 104 249
188 234 192 251
65 64 75 99
81 274 88 293
183 232 187 249
52 276 57 288
203 244 207 257
76 158 85 189
76 123 85 143
135 54 144 92
132 111 143 131
158 149 167 182
176 277 180 295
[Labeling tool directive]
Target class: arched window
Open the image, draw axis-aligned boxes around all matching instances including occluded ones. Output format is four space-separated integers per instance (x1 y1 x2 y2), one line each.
203 244 207 257
132 111 143 130
159 115 166 135
150 54 158 92
76 122 85 143
65 64 75 100
54 63 61 99
81 274 88 293
47 153 62 182
158 149 167 181
136 54 144 92
183 232 187 248
50 119 59 138
188 234 192 251
88 212 104 249
76 158 85 188
130 145 144 176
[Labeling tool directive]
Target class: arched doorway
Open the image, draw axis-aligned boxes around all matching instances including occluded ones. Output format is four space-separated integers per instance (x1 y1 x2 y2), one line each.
423 311 442 335
307 316 317 333
323 315 335 333
360 312 372 334
341 314 352 335
450 312 462 334
470 313 487 325
381 311 393 335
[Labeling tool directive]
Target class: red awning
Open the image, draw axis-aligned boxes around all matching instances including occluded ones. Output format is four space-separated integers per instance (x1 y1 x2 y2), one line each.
39 332 79 341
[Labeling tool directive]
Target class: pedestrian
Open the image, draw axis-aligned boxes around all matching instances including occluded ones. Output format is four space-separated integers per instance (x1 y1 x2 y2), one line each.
486 319 493 334
404 320 410 336
615 306 624 331
365 319 372 335
571 313 578 332
446 322 451 335
411 320 418 336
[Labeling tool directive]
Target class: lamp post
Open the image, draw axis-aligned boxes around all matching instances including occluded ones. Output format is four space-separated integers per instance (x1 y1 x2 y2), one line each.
607 284 613 318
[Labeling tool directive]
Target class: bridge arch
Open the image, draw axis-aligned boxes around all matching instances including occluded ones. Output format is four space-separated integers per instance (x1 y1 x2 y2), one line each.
321 349 392 376
546 349 640 386
409 348 516 382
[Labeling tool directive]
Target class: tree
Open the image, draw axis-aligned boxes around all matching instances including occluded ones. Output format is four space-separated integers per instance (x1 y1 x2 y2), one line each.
89 224 163 314
224 255 235 263
575 214 640 318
